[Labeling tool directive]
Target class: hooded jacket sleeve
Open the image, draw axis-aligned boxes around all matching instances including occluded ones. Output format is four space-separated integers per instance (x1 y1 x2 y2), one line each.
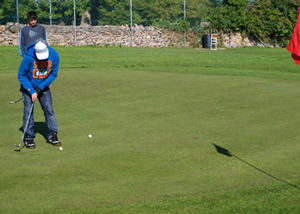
19 28 25 56
18 55 35 95
38 48 59 90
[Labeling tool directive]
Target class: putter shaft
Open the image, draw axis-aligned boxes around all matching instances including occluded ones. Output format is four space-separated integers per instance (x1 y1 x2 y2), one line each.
14 100 35 149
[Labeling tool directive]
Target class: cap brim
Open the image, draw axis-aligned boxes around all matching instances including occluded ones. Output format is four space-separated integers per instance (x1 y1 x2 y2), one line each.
36 49 49 60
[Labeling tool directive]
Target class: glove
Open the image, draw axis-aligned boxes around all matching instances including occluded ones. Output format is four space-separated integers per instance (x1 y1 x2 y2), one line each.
35 86 42 96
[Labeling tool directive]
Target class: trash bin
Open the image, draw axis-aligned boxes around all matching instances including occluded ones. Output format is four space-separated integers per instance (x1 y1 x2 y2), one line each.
202 34 211 48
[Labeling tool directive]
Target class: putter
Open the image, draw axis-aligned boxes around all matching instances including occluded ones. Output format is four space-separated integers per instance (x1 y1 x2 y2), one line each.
10 98 23 104
14 100 35 148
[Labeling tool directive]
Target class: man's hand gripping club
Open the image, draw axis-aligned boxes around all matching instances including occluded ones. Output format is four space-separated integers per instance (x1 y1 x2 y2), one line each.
32 86 42 102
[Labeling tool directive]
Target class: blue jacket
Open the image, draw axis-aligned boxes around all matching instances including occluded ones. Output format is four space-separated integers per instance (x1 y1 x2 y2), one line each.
18 43 59 95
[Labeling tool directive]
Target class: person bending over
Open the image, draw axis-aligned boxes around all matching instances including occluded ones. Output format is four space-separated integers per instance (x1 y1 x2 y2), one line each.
18 39 60 149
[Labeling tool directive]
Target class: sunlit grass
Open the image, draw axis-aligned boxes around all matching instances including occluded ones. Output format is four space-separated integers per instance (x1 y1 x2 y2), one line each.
1 46 300 213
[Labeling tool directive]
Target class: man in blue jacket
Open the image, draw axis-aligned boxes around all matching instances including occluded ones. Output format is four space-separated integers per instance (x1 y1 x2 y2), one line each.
18 38 60 149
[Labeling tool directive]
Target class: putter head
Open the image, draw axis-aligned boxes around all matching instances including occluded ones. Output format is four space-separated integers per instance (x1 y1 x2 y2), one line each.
14 144 21 148
9 98 23 104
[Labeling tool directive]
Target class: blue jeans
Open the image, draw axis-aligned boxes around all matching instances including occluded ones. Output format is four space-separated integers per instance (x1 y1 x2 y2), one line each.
22 87 58 141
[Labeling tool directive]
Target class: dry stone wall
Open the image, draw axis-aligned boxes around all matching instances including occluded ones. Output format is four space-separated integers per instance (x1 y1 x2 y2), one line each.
221 32 263 48
0 23 184 47
1 23 258 48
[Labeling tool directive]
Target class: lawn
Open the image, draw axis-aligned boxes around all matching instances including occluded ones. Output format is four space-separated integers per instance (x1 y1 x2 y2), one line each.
1 46 300 213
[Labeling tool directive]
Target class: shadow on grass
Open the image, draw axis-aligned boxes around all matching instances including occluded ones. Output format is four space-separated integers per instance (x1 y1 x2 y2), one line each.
13 145 24 152
212 143 300 190
19 122 48 141
14 122 47 152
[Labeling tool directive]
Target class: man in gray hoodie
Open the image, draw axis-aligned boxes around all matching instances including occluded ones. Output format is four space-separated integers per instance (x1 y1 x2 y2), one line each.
19 11 47 59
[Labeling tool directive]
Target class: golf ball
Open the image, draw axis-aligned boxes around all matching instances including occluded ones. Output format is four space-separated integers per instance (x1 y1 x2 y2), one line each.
59 147 63 151
89 134 92 138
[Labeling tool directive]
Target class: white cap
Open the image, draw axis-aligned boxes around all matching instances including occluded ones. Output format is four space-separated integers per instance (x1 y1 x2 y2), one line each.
34 39 49 60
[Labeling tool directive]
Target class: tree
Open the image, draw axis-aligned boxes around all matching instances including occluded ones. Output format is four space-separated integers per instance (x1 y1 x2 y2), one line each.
139 0 183 27
246 0 297 46
209 0 248 33
40 0 90 25
0 0 91 25
95 0 133 25
89 0 101 25
1 0 18 24
186 0 211 29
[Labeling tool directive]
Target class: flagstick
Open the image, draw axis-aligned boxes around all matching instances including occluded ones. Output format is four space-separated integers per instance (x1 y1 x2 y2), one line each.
213 144 299 190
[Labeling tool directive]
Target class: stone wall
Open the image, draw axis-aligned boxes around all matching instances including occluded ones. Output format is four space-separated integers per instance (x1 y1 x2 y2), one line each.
47 24 186 47
0 23 184 47
0 23 259 48
221 32 264 48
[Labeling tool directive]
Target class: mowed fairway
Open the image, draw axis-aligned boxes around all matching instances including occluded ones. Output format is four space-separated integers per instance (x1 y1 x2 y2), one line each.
1 46 300 213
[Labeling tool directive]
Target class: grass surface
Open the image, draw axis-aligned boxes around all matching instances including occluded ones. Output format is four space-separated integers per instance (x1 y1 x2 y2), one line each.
1 46 300 213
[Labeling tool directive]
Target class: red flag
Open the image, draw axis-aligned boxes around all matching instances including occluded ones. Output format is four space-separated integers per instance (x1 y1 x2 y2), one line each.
288 7 300 65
